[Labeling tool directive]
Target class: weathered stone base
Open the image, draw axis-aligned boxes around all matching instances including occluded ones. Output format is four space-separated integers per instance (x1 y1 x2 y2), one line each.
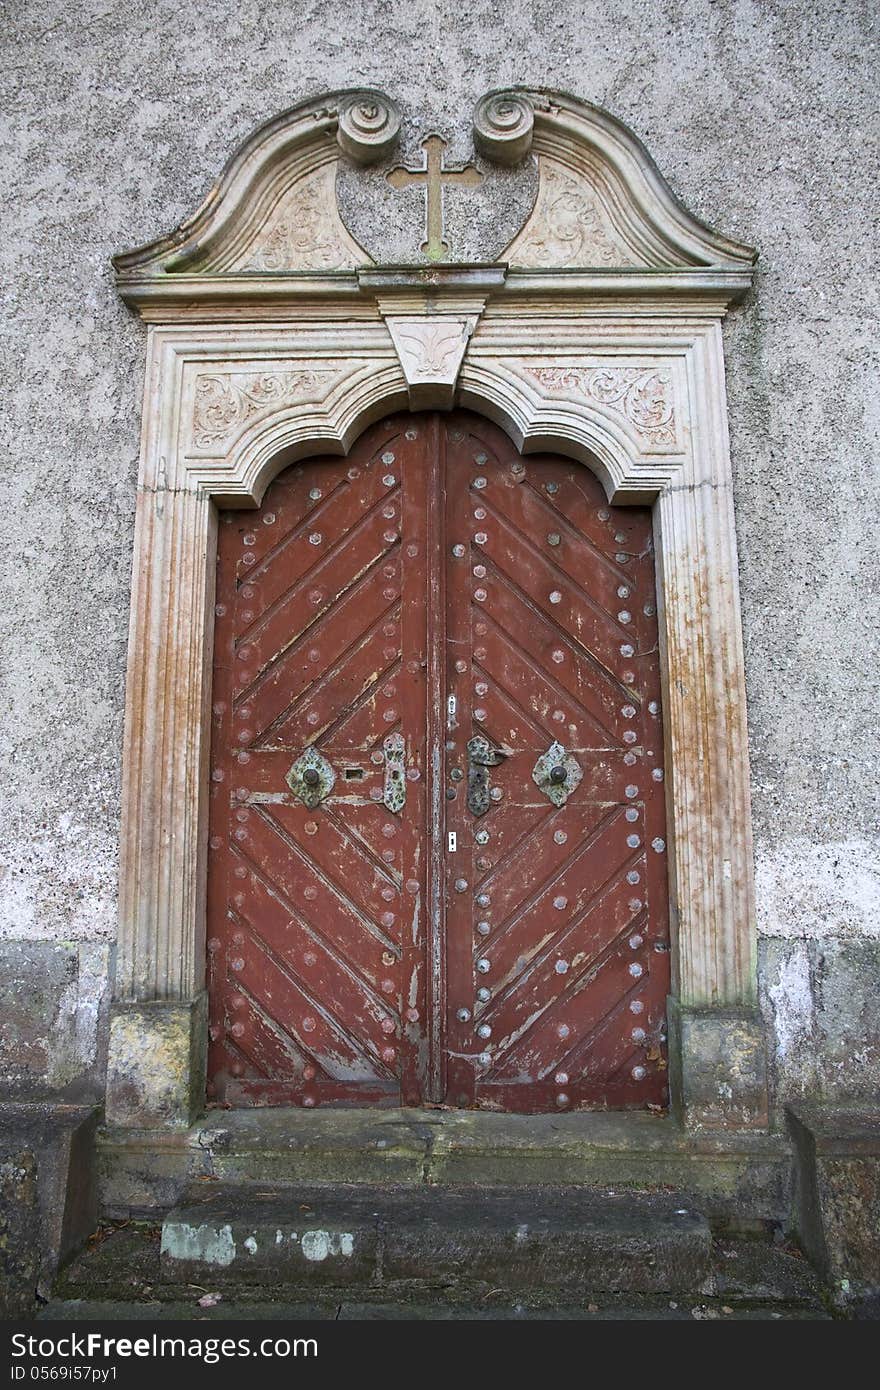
788 1105 880 1304
104 994 207 1129
668 1000 769 1131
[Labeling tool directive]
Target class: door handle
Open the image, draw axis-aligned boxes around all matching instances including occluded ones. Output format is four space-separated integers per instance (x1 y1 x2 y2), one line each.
286 748 336 807
466 735 507 817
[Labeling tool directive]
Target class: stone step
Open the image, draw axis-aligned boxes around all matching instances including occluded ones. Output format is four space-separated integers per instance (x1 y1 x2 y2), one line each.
162 1185 714 1297
99 1107 791 1227
39 1297 831 1321
55 1191 827 1310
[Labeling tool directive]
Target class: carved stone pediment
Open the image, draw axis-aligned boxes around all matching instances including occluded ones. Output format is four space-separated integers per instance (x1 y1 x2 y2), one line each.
113 86 755 313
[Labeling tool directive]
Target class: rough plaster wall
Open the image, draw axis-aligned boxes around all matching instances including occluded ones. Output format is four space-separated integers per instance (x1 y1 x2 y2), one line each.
0 0 877 1103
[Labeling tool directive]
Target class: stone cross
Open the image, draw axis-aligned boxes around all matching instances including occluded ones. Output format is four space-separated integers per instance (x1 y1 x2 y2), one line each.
386 134 483 260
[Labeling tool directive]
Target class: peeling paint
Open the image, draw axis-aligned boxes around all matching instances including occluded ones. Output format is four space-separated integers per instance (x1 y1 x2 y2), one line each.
300 1229 355 1261
161 1222 236 1266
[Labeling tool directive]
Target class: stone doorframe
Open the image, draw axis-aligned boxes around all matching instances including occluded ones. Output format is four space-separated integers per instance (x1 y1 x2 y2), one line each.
105 88 768 1133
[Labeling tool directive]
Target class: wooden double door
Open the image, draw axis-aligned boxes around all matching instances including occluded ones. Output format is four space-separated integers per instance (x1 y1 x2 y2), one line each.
207 412 669 1112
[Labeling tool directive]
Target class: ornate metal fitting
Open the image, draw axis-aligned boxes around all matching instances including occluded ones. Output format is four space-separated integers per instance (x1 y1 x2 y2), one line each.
286 748 336 808
467 734 506 817
383 731 406 813
532 740 583 806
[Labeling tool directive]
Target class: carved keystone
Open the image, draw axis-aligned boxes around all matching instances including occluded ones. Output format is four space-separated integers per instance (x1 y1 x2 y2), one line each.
385 316 476 410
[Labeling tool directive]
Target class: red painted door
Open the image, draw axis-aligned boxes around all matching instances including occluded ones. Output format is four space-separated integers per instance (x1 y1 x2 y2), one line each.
207 412 669 1111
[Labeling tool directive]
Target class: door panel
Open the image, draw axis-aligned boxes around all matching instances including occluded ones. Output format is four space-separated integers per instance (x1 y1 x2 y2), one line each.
207 412 670 1111
441 419 669 1111
208 421 432 1107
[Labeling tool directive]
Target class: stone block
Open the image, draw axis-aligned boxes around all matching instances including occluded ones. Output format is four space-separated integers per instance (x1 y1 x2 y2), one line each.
0 1103 99 1314
789 1105 880 1302
668 1001 769 1131
104 995 207 1129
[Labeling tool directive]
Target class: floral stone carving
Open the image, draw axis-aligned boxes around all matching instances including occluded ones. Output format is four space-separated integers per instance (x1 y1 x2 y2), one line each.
506 159 638 268
526 366 677 446
190 368 344 451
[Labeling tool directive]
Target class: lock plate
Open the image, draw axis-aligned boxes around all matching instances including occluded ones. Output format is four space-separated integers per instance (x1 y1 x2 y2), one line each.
467 734 506 817
532 740 583 806
285 747 336 808
383 732 406 813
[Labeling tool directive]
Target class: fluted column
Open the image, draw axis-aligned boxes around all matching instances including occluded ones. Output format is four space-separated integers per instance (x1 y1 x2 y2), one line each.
655 325 767 1128
106 334 217 1127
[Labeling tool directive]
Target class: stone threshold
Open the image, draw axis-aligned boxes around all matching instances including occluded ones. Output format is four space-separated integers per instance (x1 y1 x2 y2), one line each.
98 1107 792 1226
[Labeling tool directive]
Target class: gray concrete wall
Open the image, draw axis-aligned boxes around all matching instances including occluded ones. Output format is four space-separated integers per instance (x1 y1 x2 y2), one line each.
1 0 877 1111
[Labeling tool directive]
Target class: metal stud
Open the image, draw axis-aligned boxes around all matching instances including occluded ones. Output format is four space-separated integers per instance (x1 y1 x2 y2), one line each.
556 1092 569 1107
628 963 643 978
477 986 491 1002
479 1052 492 1065
381 452 395 465
309 487 322 501
454 878 468 892
477 958 491 974
631 1065 646 1080
625 808 639 822
457 1008 471 1023
618 610 631 624
308 532 322 546
627 834 641 848
475 829 490 845
382 473 396 487
477 1024 492 1039
630 999 644 1014
452 543 466 558
632 1027 646 1043
476 921 490 935
546 482 558 494
474 476 487 489
620 643 634 658
475 452 488 466
652 768 664 782
554 830 568 844
477 893 491 907
652 838 666 853
547 532 561 546
549 590 562 604
555 959 569 974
